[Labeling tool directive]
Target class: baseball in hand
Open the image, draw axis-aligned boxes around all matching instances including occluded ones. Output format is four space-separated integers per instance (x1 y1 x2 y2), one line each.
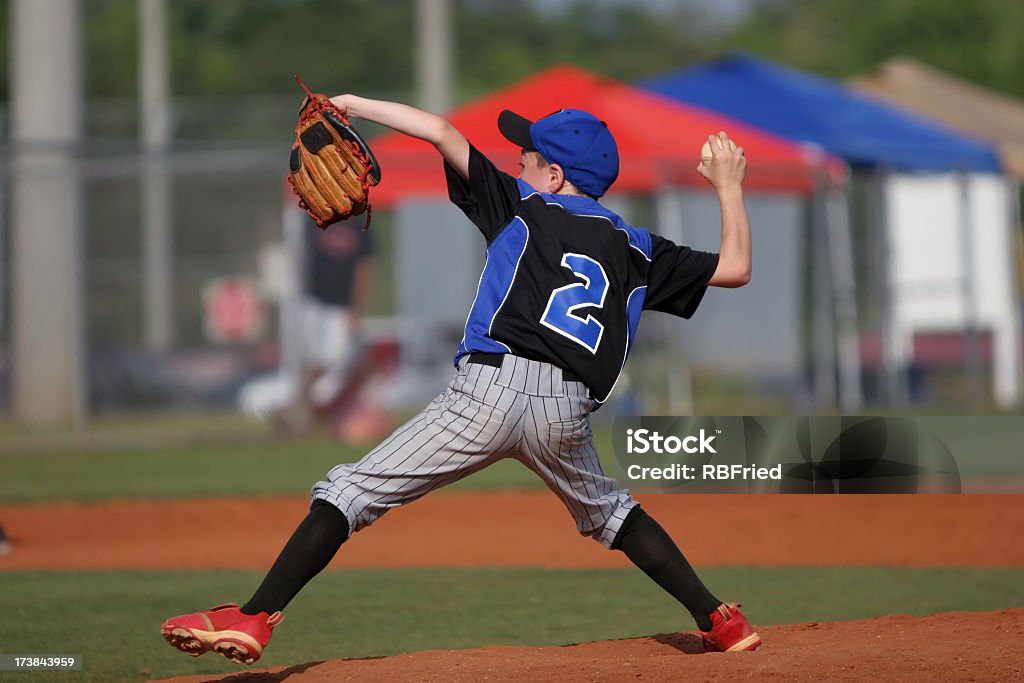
701 136 739 165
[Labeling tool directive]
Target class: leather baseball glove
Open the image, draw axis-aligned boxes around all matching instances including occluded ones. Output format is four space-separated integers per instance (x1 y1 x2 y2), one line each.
288 77 381 230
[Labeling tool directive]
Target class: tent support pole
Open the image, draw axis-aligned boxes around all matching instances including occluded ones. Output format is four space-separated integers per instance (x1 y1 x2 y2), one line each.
812 170 837 410
956 172 984 405
998 178 1024 406
827 166 863 411
875 172 904 406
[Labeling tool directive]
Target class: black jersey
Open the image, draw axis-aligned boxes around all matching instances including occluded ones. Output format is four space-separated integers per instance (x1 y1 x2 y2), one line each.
445 145 719 404
306 218 374 307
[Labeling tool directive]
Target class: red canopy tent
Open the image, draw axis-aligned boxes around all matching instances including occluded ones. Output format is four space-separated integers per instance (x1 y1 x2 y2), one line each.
368 65 831 208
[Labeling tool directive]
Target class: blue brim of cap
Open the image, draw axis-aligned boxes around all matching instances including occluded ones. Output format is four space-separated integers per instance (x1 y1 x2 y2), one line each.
498 110 536 151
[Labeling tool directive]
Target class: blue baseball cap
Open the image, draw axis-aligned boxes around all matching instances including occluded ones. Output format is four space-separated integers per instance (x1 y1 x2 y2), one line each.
498 108 619 198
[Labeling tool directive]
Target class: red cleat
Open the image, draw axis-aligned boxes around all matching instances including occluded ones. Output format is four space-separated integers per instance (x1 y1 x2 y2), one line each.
701 603 762 652
161 603 283 665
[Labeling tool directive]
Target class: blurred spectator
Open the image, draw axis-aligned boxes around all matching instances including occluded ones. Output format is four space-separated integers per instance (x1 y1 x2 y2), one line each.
239 217 374 430
301 216 376 407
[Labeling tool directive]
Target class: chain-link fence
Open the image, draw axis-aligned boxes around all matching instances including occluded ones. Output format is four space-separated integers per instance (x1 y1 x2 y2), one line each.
0 95 402 416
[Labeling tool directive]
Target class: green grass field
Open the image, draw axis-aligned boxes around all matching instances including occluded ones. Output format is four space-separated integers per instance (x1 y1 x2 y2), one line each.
0 434 549 503
2 409 1021 503
3 567 1022 683
0 409 560 502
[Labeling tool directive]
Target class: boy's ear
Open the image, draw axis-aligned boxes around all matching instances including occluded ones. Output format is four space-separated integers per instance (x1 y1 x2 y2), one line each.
548 163 566 191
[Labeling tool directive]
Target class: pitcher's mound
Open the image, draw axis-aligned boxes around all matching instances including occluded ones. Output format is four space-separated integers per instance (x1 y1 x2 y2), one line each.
151 608 1024 682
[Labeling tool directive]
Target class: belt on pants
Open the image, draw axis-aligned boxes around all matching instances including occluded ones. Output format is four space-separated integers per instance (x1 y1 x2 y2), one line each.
467 352 582 383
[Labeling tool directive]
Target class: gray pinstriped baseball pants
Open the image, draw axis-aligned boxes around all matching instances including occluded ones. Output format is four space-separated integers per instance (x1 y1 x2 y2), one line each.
311 354 637 548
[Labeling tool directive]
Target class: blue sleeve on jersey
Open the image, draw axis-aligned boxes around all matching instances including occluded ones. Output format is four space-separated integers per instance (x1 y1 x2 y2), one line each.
617 224 653 260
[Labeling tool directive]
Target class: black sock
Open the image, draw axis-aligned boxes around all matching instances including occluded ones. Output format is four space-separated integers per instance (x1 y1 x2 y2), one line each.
612 507 721 631
241 500 350 615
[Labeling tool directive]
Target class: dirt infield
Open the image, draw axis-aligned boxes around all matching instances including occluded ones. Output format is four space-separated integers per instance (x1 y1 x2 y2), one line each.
146 609 1024 683
3 492 1022 681
1 492 1023 569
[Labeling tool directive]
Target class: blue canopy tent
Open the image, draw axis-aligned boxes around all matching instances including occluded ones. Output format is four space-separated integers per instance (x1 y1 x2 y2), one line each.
641 52 1001 172
641 53 1018 410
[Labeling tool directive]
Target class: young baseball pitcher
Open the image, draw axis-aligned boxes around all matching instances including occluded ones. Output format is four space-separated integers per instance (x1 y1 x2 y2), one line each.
162 95 758 664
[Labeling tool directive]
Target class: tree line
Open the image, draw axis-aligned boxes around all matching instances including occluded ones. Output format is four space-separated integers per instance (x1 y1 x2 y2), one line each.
1 0 1020 120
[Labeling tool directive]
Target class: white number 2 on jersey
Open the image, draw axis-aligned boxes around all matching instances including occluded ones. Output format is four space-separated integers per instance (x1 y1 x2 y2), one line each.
539 253 609 354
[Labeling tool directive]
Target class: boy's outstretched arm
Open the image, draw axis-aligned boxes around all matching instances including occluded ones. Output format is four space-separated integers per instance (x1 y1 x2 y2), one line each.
698 131 751 288
330 94 470 180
